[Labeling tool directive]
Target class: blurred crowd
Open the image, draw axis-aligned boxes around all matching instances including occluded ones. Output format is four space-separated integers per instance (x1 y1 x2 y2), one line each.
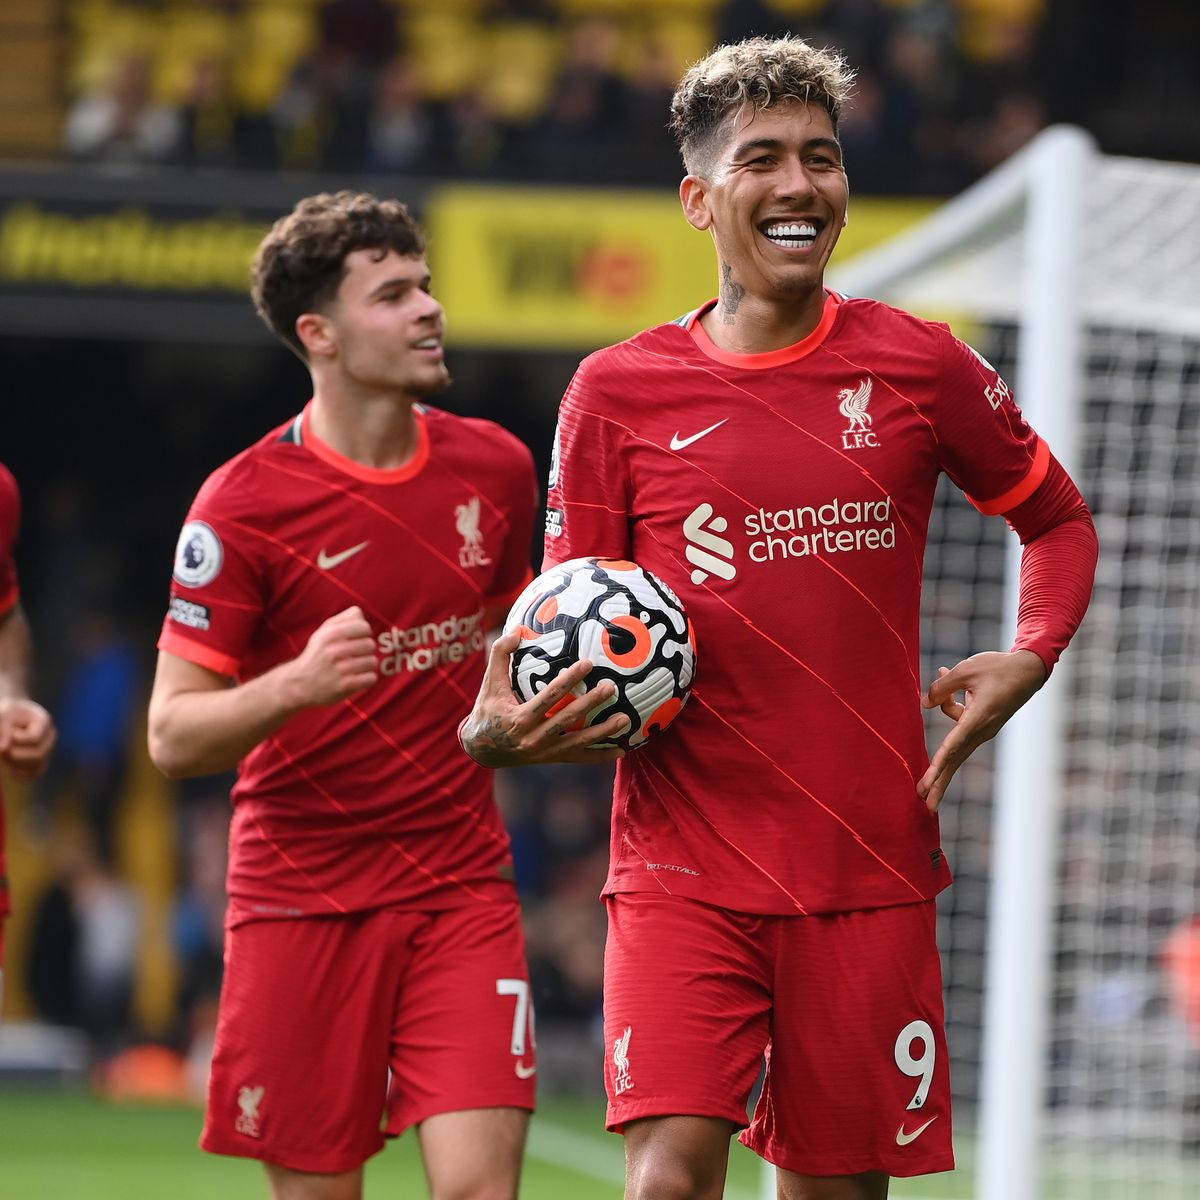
62 0 1054 192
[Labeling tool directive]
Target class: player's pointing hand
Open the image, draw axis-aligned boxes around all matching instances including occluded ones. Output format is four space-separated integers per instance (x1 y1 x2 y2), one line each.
917 649 1046 812
286 605 379 707
460 632 629 767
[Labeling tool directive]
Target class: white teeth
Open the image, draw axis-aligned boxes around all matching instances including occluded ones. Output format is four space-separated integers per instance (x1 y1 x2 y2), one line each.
414 338 440 348
764 222 817 241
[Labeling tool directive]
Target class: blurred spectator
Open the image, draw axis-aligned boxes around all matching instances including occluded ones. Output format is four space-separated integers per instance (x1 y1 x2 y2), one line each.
1162 916 1200 1047
36 610 141 867
434 87 512 178
26 825 141 1056
172 789 230 1094
965 89 1046 174
64 54 182 166
318 0 399 73
519 19 630 182
365 57 436 174
623 37 685 185
311 0 400 169
834 64 890 191
878 23 970 192
177 56 276 169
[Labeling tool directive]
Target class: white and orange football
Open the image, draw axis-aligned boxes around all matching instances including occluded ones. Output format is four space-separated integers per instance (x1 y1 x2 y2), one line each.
503 557 696 750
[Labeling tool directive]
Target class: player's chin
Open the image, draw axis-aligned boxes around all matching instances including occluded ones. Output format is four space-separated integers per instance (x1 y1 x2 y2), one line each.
407 363 453 397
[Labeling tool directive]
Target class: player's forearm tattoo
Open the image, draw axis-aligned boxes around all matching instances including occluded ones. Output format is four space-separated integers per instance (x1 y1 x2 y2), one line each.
720 261 745 323
463 715 519 766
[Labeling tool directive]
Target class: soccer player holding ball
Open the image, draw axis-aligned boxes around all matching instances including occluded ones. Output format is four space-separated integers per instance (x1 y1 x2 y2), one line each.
148 193 611 1200
0 462 57 1010
462 38 1098 1200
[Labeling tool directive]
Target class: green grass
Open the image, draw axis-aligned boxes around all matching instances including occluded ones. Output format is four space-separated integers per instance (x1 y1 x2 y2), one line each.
0 1087 978 1199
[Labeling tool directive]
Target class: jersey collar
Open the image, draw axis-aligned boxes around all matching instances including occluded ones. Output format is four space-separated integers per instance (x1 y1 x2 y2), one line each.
683 290 841 369
289 402 431 484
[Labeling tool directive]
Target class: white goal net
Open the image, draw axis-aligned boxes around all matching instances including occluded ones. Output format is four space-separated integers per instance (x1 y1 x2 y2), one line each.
831 130 1200 1199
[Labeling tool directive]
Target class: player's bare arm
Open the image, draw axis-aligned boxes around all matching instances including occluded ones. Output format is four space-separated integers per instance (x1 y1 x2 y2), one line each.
460 631 628 767
0 604 56 780
148 604 377 779
917 648 1046 812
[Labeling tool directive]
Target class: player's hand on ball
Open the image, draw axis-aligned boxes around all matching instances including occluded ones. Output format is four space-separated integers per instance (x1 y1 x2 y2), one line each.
918 649 1046 812
288 606 378 706
460 632 629 767
0 697 56 780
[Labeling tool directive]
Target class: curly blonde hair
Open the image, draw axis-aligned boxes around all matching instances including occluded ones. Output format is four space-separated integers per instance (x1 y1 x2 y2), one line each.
669 36 855 176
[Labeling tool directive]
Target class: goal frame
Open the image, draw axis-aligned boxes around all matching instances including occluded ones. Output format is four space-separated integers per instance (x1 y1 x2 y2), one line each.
829 124 1095 1200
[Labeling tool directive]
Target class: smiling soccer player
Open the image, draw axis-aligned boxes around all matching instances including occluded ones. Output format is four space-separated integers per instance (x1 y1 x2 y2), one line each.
463 36 1098 1200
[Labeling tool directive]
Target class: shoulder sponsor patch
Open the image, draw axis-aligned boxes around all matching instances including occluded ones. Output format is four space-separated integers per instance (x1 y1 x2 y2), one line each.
168 596 211 631
173 520 223 588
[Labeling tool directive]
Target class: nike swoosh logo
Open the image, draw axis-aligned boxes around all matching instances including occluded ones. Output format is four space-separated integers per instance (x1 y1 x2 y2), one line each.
317 541 369 570
895 1116 938 1146
670 419 727 451
514 1061 537 1079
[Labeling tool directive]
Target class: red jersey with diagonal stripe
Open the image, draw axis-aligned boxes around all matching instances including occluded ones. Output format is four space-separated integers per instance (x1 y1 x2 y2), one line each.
158 404 537 925
0 462 20 921
545 292 1049 915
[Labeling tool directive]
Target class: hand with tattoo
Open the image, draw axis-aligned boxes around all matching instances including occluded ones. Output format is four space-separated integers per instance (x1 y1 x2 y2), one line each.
460 632 629 767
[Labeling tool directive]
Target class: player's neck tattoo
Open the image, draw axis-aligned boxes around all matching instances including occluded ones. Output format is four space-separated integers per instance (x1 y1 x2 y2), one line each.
719 262 745 324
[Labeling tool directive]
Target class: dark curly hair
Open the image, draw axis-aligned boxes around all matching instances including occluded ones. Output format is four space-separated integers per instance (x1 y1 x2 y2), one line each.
251 191 426 358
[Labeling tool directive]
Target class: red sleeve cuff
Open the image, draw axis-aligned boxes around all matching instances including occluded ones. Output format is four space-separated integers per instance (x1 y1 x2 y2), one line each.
157 627 239 678
0 584 17 620
968 438 1051 516
1009 640 1055 679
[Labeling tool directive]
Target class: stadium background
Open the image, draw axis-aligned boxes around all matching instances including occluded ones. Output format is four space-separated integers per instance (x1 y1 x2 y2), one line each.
0 1 1197 1196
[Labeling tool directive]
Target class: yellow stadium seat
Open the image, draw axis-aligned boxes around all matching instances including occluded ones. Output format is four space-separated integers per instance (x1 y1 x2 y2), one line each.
157 9 236 104
639 14 715 79
233 4 317 113
68 1 162 95
480 22 563 122
406 13 483 101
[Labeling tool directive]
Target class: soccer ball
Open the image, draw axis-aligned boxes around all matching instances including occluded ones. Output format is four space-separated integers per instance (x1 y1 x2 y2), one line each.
504 557 696 750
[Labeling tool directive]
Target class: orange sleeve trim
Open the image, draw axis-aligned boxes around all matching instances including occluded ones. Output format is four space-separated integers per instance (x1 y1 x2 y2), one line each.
0 584 17 620
157 627 239 678
969 438 1051 516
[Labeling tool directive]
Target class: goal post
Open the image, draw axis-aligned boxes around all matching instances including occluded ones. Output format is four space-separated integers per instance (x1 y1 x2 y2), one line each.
829 127 1200 1199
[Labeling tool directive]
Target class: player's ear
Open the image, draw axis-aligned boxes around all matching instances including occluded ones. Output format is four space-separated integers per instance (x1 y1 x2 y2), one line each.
680 175 713 232
295 312 335 359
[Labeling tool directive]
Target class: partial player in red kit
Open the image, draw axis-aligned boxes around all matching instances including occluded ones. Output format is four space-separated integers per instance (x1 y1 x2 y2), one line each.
147 193 619 1200
462 38 1098 1200
0 462 57 1007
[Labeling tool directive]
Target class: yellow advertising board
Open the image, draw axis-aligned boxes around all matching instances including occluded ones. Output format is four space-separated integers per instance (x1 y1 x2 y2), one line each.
428 185 937 349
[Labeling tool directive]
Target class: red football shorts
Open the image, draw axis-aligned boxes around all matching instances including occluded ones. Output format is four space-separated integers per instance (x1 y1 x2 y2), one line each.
202 900 536 1173
603 893 953 1178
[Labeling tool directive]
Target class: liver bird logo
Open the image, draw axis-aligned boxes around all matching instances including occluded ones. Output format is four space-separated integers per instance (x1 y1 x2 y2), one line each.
455 495 492 567
612 1025 634 1094
235 1085 265 1137
838 378 873 432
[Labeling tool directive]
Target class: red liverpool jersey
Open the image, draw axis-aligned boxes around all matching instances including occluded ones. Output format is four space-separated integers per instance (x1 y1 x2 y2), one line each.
158 404 537 924
0 462 19 919
546 292 1050 915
